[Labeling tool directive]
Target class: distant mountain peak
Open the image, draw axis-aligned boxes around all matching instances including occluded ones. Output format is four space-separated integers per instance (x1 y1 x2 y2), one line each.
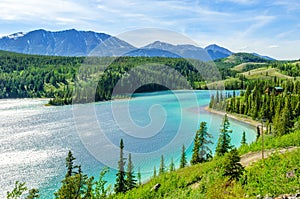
0 29 263 61
6 32 25 40
204 44 233 60
0 29 135 56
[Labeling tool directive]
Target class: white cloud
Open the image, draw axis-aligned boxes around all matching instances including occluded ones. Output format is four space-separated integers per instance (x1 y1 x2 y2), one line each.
273 0 300 11
0 0 94 23
268 45 279 48
217 0 257 5
233 15 275 39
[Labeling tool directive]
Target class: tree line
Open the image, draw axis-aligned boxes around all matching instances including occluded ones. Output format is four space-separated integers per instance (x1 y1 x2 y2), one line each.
0 51 222 105
210 78 300 136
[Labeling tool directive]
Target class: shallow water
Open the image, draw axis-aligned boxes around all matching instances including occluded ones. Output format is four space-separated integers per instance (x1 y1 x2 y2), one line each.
0 90 256 198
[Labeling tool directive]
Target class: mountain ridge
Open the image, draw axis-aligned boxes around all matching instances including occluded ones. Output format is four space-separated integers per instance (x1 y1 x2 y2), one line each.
0 29 274 60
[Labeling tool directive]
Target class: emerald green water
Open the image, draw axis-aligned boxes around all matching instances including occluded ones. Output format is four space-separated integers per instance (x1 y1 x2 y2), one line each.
0 90 256 198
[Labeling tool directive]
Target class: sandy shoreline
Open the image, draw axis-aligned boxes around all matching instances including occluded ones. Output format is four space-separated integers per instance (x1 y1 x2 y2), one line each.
204 106 261 127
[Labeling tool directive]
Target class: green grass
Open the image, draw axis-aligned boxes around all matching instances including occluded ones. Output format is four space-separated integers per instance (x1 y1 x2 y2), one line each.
242 148 300 198
239 130 300 155
232 62 267 72
241 67 291 80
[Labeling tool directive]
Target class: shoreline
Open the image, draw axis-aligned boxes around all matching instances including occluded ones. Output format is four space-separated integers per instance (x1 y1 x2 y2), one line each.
204 106 261 127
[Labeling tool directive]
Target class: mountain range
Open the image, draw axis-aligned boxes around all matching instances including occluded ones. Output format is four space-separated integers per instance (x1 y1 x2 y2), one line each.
0 29 272 60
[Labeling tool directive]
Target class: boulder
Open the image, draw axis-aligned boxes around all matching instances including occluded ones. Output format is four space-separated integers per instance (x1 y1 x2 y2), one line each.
151 183 161 192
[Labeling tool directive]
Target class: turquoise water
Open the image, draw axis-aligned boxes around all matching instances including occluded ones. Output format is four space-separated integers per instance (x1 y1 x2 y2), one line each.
0 90 256 198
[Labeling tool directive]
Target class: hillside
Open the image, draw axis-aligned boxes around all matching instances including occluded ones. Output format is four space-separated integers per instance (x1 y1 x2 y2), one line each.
232 62 267 72
107 130 300 199
210 53 300 89
241 67 292 80
0 50 216 105
0 50 297 104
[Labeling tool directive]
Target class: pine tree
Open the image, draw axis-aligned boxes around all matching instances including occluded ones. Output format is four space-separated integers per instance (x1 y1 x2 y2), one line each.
209 95 215 108
137 167 141 186
180 144 187 168
216 114 233 156
55 173 88 198
222 148 244 181
83 176 94 199
274 97 292 136
65 150 76 177
190 128 200 165
169 157 175 172
153 166 157 178
7 181 27 199
241 131 247 145
198 122 213 163
125 153 137 190
26 189 40 199
159 155 165 175
55 152 90 199
94 167 110 199
256 126 261 141
114 139 127 193
191 122 213 165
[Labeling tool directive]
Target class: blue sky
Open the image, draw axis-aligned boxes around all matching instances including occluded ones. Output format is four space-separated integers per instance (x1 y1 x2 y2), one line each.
0 0 299 59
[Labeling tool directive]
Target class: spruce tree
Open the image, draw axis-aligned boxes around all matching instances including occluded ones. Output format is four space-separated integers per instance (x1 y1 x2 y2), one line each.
256 126 261 141
198 122 213 163
65 150 76 177
169 157 175 172
7 181 27 199
216 114 233 156
241 131 247 145
114 139 127 193
55 153 90 199
159 155 165 175
180 144 187 168
191 122 213 165
222 148 244 181
137 167 141 186
94 167 110 198
26 189 40 199
190 128 200 165
125 153 137 190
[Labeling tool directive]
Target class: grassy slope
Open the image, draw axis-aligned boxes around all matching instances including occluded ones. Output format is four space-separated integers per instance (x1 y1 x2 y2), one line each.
110 130 300 199
241 67 292 80
232 62 267 72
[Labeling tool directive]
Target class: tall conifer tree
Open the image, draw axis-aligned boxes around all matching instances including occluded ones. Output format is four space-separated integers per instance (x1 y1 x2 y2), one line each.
114 139 127 193
216 114 233 156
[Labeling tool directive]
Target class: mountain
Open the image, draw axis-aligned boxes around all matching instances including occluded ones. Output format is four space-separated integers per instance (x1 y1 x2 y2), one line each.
142 41 213 61
125 48 180 58
204 44 233 60
0 29 264 61
226 52 272 63
252 53 275 61
0 29 136 56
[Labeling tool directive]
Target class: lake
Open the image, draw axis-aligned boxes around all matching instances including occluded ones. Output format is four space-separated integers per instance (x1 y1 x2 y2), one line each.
0 90 256 198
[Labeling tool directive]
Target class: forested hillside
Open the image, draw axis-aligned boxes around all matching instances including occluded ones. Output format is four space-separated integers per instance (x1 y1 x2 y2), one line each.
0 50 299 105
210 78 300 137
0 50 216 105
